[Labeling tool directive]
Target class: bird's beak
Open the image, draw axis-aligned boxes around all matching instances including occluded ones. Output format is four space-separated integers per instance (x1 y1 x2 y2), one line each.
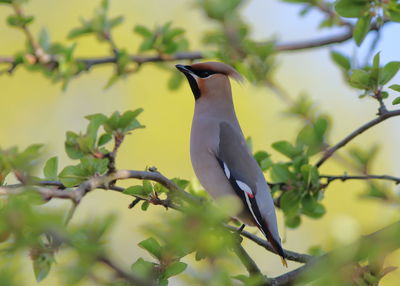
175 64 193 75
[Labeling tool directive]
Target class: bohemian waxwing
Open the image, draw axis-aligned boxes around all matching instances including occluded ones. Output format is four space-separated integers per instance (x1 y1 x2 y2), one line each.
176 61 287 266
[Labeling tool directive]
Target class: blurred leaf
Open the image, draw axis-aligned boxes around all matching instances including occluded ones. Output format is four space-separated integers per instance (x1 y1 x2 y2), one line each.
280 191 300 217
97 133 112 146
138 237 162 260
272 141 302 159
349 69 372 89
308 245 325 256
270 164 294 182
392 97 400 105
134 25 152 37
141 200 150 211
335 0 369 18
163 261 187 279
380 61 400 85
330 51 351 71
254 151 273 171
301 194 325 219
33 252 54 282
38 28 50 52
285 214 301 228
43 156 58 180
131 258 155 279
353 15 371 46
389 84 400 92
7 14 34 27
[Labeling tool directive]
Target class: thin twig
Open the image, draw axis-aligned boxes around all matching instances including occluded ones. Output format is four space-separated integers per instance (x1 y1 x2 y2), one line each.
226 225 313 264
98 256 155 286
316 109 400 167
321 174 400 186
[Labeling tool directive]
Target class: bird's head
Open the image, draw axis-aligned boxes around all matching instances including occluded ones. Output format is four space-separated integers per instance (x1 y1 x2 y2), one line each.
175 62 243 100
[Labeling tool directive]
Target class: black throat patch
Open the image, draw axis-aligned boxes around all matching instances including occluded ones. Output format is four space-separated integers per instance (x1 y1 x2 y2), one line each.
184 73 201 100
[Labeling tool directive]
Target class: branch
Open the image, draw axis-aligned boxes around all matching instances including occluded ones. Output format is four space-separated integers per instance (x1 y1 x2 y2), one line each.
265 221 400 285
275 19 387 52
225 225 312 264
321 174 400 186
47 229 155 286
275 29 353 52
98 256 155 286
316 109 400 167
232 240 264 278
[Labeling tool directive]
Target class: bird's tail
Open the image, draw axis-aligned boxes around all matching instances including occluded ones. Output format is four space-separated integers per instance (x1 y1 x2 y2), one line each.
258 224 288 267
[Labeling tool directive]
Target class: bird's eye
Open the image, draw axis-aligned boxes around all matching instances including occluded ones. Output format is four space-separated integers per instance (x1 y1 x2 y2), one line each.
202 71 210 77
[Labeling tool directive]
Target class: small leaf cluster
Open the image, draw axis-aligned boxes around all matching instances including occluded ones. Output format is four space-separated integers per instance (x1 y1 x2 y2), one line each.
0 144 43 184
334 0 400 46
134 22 189 55
59 109 143 187
254 97 330 228
331 51 400 105
131 237 187 286
67 0 123 41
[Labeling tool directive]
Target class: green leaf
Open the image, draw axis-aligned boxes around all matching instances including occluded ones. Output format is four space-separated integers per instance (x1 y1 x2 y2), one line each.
138 237 162 259
353 15 371 46
68 25 94 39
280 191 301 217
392 97 400 105
335 0 369 18
330 51 351 71
380 61 400 85
171 178 190 190
58 165 87 187
43 156 58 180
141 200 150 211
65 131 85 159
300 164 319 188
270 164 294 182
285 214 301 228
7 14 34 27
120 109 144 132
272 141 302 159
163 261 187 278
389 84 400 92
123 185 151 198
33 252 54 282
86 114 107 140
301 195 326 219
131 258 154 279
80 156 108 175
38 28 50 52
109 15 124 28
349 69 372 89
0 0 12 4
98 133 112 146
134 25 152 37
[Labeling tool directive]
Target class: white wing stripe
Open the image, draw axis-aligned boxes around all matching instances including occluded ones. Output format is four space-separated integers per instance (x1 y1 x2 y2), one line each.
244 193 263 229
236 180 253 196
223 162 230 179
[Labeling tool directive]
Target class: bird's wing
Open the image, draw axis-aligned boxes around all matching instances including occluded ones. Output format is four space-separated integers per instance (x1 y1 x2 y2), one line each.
216 121 287 264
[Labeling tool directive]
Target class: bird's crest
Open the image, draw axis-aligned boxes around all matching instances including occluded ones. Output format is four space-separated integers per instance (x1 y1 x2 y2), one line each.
190 61 244 83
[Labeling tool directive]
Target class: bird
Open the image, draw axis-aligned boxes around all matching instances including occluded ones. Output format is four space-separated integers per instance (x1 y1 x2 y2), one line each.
176 61 287 266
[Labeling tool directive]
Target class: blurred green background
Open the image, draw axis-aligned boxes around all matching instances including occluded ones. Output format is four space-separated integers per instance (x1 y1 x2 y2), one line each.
1 0 399 285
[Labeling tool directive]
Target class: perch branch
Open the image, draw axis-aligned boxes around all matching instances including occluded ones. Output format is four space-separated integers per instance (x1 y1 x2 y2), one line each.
316 109 400 167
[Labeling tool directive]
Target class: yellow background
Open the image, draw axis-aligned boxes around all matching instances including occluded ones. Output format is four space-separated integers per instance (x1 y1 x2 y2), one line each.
1 0 399 285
